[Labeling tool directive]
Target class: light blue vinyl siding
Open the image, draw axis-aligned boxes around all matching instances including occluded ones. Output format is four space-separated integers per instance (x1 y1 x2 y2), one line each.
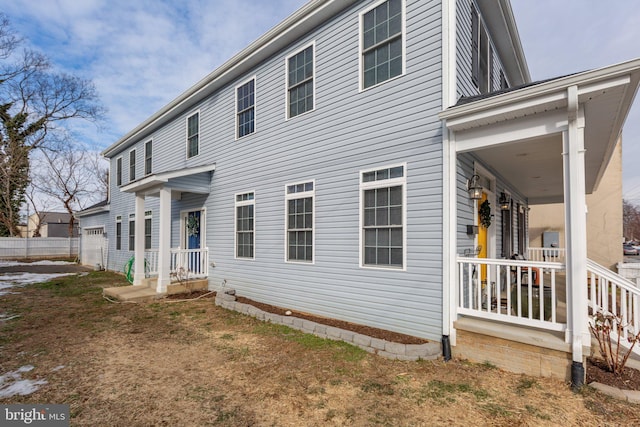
99 0 444 340
456 0 509 99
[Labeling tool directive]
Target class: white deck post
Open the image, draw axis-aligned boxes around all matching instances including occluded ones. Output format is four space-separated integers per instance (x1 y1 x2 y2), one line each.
134 194 146 285
563 86 588 387
156 186 172 293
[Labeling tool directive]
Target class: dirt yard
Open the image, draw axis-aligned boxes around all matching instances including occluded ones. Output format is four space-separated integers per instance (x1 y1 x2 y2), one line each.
1 270 639 426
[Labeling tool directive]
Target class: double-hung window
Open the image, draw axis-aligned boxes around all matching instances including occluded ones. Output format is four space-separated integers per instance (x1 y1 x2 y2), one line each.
187 112 199 158
129 150 136 182
236 78 255 138
115 216 122 250
235 192 255 259
361 0 404 90
116 157 122 186
287 44 314 118
144 210 152 250
360 164 405 268
128 214 135 251
471 5 493 94
144 140 152 175
285 181 314 262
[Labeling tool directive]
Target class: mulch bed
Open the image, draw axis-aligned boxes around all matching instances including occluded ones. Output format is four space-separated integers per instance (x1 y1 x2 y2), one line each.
164 290 216 300
235 296 429 345
587 357 640 391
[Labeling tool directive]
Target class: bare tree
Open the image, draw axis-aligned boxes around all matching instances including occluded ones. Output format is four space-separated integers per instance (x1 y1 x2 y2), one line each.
30 144 108 237
24 183 52 237
0 13 103 236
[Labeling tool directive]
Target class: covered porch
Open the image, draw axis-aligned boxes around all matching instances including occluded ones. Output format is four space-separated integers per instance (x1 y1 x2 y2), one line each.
440 59 640 385
118 163 215 295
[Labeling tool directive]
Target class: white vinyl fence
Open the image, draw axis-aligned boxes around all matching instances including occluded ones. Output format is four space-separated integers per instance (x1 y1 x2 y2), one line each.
0 237 79 259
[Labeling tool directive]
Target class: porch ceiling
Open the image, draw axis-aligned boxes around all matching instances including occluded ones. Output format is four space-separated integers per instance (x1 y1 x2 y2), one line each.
441 59 640 205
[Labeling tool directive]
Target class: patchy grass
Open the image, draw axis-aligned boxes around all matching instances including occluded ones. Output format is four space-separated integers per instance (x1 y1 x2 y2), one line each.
0 271 639 426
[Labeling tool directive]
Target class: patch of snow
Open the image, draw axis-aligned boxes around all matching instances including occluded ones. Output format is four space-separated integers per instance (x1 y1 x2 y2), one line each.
52 365 65 372
0 272 75 296
0 260 75 267
0 365 47 398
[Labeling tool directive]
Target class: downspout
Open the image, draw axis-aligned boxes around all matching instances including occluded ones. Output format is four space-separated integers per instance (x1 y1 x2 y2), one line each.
563 85 589 389
441 0 457 361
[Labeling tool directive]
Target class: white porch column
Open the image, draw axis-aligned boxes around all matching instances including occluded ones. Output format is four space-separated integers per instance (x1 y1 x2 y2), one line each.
134 194 146 285
156 186 172 293
562 86 589 385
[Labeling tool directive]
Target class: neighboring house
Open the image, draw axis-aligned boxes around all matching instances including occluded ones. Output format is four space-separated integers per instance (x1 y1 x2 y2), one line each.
19 212 79 238
79 0 640 386
529 138 623 270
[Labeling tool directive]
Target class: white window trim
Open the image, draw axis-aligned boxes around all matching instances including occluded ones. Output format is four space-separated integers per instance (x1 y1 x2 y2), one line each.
284 180 316 264
144 210 153 250
358 0 407 93
179 208 206 250
234 191 256 260
284 41 316 121
115 215 122 250
235 76 257 140
358 162 407 271
115 156 123 186
128 213 135 251
144 139 153 176
186 110 201 159
128 149 136 183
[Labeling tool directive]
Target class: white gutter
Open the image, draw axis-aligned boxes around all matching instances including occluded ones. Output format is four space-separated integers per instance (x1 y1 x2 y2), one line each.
102 0 359 158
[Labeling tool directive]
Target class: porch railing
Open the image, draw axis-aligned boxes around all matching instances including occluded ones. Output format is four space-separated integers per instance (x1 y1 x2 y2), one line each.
587 259 640 353
457 256 566 331
144 247 209 279
528 247 566 263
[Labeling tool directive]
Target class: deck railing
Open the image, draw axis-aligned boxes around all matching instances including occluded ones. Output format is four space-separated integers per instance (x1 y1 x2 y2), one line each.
528 247 565 263
587 259 640 353
456 256 566 331
145 247 209 279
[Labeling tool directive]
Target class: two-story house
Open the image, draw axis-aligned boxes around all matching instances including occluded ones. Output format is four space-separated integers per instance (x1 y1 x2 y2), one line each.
77 0 640 387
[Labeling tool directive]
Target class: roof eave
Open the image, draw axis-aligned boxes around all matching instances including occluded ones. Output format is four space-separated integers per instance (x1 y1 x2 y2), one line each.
439 58 640 123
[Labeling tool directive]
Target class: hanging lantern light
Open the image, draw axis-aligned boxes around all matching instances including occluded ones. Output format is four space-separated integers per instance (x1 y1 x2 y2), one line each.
467 174 482 200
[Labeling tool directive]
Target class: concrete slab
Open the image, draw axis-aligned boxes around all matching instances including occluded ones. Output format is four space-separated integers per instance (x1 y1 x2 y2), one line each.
103 285 160 302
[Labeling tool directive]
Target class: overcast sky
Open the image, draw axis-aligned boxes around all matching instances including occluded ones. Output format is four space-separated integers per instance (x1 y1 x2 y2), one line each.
1 0 639 203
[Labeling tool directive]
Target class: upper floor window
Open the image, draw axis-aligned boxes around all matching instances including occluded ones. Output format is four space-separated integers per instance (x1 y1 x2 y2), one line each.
287 44 314 118
187 112 199 158
144 140 152 175
236 78 255 138
235 192 255 259
361 0 404 90
116 157 122 186
285 181 314 262
471 5 493 94
360 164 406 269
129 150 136 182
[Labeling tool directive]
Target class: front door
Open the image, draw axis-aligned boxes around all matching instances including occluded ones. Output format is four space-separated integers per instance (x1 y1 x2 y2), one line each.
184 211 202 274
478 192 488 284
